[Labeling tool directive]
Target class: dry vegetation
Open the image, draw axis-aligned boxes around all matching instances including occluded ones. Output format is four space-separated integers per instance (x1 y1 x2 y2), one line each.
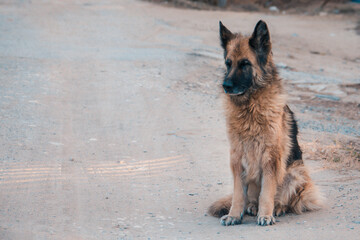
302 139 360 170
149 0 353 10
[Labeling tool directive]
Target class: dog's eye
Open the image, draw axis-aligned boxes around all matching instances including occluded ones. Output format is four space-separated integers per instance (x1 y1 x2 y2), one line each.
238 59 251 68
225 59 232 68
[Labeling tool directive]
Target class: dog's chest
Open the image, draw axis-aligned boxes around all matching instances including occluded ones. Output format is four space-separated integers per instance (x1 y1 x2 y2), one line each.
239 140 263 183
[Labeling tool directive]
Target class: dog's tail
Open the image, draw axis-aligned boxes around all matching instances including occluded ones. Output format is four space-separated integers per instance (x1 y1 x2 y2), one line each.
208 194 232 218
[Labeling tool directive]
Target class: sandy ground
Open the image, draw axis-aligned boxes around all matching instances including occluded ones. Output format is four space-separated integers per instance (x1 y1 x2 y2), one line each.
0 0 359 239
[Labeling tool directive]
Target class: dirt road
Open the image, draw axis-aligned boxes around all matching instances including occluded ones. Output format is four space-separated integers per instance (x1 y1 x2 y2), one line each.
0 0 359 239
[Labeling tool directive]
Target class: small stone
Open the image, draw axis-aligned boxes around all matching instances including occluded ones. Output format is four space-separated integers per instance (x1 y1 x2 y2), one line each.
269 6 279 12
188 193 198 196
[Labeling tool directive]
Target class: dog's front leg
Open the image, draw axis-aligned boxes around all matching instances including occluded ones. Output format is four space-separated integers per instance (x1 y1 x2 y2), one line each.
220 150 245 226
257 161 277 226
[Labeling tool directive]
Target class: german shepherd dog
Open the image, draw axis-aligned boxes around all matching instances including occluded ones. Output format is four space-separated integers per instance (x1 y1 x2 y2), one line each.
208 20 323 226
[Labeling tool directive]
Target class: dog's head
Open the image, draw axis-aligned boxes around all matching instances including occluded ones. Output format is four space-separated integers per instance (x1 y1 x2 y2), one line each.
219 20 276 102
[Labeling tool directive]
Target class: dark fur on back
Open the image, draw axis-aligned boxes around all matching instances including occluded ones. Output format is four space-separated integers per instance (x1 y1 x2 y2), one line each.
284 105 303 167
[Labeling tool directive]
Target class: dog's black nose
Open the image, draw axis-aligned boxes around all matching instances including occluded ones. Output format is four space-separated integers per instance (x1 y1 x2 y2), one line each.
223 81 233 93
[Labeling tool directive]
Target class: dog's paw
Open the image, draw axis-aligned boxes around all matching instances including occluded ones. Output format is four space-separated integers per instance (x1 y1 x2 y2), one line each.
257 215 275 226
220 213 243 226
274 205 287 217
246 202 258 216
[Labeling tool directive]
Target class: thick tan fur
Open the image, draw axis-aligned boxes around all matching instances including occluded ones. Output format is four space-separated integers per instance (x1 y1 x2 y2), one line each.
208 21 323 226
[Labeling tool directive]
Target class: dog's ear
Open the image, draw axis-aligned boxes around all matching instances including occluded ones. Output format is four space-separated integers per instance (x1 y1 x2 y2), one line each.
219 21 234 50
249 20 271 65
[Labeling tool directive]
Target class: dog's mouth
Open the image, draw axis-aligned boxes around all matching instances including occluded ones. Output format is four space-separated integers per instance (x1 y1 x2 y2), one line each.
223 87 247 96
227 92 245 96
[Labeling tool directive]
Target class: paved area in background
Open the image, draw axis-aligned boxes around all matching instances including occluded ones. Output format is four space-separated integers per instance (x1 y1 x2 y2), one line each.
0 0 359 239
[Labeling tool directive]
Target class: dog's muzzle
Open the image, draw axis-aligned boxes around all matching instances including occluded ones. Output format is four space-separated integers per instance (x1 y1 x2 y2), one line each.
223 82 246 95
